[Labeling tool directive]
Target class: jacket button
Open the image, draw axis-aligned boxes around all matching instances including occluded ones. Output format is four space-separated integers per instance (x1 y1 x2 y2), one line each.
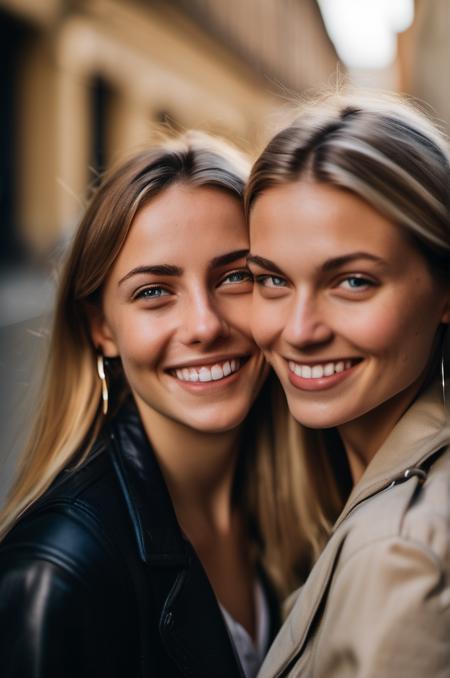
164 612 174 629
403 467 427 484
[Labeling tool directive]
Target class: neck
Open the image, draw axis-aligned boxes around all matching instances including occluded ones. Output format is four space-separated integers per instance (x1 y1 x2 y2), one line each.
338 377 425 484
134 398 242 534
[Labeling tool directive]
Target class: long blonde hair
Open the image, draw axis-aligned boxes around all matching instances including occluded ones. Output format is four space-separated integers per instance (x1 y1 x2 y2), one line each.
0 131 341 598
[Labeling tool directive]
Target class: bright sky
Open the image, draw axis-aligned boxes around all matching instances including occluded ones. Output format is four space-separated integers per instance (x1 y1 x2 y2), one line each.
317 0 415 69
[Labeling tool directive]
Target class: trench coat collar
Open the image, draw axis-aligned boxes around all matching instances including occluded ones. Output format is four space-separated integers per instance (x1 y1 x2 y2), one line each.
108 397 189 566
334 378 450 531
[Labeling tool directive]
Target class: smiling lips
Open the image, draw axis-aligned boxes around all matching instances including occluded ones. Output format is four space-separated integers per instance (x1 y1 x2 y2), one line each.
287 358 361 391
288 359 354 379
171 358 241 383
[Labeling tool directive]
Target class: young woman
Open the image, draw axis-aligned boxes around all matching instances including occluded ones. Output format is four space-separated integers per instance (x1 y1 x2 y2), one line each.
246 96 450 677
0 133 336 678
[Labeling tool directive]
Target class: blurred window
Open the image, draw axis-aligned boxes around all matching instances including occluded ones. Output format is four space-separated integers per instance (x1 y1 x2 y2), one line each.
90 76 114 185
0 12 33 264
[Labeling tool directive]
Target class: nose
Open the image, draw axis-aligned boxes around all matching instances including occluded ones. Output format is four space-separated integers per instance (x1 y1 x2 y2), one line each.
179 289 230 346
283 291 333 350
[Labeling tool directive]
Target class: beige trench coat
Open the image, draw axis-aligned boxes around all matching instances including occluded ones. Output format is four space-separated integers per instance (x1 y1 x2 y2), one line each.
259 380 450 678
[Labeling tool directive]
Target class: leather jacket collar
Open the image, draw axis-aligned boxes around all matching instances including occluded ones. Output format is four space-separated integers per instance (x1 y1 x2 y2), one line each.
107 398 245 677
108 398 189 567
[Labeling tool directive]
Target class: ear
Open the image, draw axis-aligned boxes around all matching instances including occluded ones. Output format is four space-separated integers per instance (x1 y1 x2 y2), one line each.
86 302 120 358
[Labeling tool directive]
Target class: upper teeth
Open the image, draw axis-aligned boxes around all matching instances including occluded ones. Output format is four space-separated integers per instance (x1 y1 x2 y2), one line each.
288 360 353 379
174 359 240 383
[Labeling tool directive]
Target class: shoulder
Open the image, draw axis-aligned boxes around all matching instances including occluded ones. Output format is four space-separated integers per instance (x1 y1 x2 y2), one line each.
342 447 450 558
0 441 142 676
0 442 129 589
401 444 450 561
0 438 142 663
313 531 450 677
311 451 450 675
337 448 450 588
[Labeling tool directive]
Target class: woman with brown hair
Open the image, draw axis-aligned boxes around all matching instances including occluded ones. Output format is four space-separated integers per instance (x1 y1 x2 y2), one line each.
246 95 450 677
0 132 337 678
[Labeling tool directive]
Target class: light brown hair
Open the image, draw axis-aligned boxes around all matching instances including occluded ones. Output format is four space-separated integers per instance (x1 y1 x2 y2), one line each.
246 93 450 277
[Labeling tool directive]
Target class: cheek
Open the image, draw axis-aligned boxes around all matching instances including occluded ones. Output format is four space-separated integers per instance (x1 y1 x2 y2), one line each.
339 307 404 353
219 295 254 340
113 312 172 369
336 293 439 364
250 294 281 348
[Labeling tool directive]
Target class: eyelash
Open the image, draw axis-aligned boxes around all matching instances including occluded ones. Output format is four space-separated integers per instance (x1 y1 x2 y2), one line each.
220 269 253 285
254 274 287 288
132 268 252 301
134 285 170 300
254 273 378 294
336 275 377 291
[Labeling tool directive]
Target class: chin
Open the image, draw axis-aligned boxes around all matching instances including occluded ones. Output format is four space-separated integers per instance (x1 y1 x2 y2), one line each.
286 398 351 430
186 408 249 434
189 420 244 434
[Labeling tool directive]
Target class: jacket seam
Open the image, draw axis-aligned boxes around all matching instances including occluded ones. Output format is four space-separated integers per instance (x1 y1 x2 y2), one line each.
28 497 127 566
0 546 97 594
35 445 109 503
4 498 136 594
108 433 147 562
336 533 446 576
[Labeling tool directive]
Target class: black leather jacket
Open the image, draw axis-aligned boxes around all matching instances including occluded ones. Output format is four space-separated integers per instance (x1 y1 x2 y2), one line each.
0 400 278 677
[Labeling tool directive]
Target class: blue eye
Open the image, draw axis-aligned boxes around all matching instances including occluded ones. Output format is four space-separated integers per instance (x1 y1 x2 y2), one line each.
135 286 170 299
221 270 253 285
256 275 287 288
339 276 373 291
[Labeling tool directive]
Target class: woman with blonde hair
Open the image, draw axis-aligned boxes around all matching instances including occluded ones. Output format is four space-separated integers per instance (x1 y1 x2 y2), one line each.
246 95 450 677
0 132 339 678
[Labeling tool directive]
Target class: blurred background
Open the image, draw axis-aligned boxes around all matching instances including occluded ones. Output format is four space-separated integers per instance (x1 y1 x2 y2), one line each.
0 0 449 503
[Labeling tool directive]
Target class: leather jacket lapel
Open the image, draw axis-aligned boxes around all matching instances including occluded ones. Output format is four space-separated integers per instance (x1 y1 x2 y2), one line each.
108 399 244 678
109 399 187 565
158 544 245 678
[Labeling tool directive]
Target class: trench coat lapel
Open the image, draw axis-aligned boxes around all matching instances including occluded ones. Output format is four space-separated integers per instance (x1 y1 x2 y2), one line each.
334 379 450 532
257 524 351 678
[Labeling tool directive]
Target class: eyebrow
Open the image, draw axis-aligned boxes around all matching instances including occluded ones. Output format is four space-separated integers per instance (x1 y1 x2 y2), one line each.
320 252 386 272
209 249 249 269
247 255 285 275
119 264 182 285
118 249 249 286
248 252 386 276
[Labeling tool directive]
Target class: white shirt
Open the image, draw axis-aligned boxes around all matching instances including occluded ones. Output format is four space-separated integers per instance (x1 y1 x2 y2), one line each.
219 579 271 678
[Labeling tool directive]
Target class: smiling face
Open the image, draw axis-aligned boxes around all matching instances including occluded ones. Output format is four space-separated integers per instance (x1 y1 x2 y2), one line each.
249 180 450 431
92 182 265 434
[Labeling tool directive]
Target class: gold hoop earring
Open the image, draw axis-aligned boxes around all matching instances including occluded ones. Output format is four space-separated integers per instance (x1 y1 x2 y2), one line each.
97 354 109 415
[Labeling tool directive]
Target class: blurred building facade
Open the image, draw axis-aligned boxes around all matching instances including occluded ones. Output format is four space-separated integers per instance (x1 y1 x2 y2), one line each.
397 0 450 133
0 0 339 266
0 0 339 502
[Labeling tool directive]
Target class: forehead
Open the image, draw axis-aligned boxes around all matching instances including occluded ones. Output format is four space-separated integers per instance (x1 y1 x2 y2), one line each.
250 180 407 262
112 183 248 273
